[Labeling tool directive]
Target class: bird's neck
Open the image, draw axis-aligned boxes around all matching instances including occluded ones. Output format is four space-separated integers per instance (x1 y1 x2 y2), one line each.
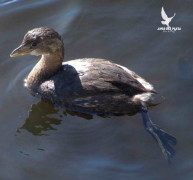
26 48 64 91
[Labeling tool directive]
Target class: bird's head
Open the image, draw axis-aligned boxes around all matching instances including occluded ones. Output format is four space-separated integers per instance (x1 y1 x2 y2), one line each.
10 27 64 57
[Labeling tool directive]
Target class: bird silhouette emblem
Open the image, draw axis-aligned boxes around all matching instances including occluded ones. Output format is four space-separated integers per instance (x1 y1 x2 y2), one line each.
161 7 176 27
157 7 181 32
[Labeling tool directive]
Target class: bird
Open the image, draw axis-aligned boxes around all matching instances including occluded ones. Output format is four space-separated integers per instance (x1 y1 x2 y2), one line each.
161 7 176 27
10 27 176 161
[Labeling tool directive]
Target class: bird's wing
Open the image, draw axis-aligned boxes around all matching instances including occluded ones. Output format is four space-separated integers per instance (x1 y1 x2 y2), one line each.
107 80 149 97
161 7 169 20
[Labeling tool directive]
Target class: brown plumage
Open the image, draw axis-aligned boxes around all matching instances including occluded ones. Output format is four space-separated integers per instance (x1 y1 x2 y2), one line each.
10 27 176 161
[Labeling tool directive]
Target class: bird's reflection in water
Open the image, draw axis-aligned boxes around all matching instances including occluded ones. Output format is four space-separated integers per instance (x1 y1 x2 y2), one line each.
16 100 176 162
17 100 93 136
17 100 162 137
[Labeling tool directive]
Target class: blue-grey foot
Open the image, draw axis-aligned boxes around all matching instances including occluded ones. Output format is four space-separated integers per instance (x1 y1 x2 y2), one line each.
141 110 177 162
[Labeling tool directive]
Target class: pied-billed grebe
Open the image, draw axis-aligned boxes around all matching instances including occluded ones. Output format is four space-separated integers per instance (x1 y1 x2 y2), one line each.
10 27 176 161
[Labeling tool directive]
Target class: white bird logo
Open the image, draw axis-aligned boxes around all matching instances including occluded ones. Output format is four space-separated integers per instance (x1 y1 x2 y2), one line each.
161 7 176 27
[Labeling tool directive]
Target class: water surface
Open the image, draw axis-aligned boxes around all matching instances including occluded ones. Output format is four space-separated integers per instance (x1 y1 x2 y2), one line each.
0 0 193 180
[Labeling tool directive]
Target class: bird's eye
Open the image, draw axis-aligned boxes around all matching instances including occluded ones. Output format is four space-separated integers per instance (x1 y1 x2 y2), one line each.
31 41 37 47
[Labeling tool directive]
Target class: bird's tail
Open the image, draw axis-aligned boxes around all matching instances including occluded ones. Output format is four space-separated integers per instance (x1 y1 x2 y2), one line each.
147 92 165 107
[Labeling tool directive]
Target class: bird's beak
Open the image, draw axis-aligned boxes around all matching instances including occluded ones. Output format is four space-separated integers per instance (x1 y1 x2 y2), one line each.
10 43 31 57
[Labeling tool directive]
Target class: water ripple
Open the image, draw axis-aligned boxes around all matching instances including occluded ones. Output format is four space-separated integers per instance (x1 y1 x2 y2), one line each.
0 0 19 7
0 0 53 14
6 64 33 93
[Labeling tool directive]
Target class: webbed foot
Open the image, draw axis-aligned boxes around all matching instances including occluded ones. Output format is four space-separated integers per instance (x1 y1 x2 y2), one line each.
141 110 177 162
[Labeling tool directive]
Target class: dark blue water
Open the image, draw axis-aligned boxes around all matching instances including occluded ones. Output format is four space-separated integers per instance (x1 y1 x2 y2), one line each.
0 0 193 179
